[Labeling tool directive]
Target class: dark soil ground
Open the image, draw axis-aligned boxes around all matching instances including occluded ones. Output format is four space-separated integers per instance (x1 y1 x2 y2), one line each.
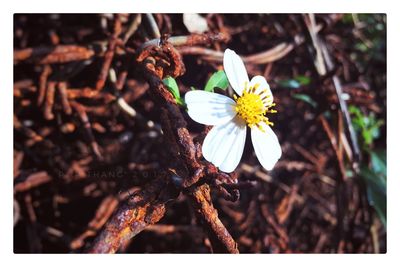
13 14 386 253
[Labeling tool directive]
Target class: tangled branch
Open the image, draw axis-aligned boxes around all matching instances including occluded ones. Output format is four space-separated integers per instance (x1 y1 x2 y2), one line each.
88 40 239 254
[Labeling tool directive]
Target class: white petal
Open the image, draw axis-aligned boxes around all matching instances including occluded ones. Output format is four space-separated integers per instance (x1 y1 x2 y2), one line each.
223 49 249 96
249 75 273 106
202 117 247 172
185 90 237 125
251 123 281 170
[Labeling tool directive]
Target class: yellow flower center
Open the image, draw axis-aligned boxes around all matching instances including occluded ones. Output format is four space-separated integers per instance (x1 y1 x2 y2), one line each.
234 82 276 131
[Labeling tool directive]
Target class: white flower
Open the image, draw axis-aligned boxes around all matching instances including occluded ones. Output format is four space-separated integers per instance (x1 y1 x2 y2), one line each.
185 49 282 173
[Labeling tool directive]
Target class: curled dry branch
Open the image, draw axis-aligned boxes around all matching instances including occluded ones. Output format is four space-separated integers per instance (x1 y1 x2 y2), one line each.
88 175 177 253
89 40 239 254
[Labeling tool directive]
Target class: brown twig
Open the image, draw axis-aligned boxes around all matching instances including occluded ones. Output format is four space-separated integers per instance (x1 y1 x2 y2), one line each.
44 81 56 120
318 114 346 181
89 39 239 254
88 175 177 253
14 115 44 146
137 42 239 253
70 195 119 250
96 14 122 91
70 101 103 160
14 171 52 193
260 203 289 246
143 224 202 234
137 33 230 56
178 42 294 65
187 184 239 253
14 45 95 65
23 193 42 252
37 65 52 106
58 82 72 115
122 14 142 44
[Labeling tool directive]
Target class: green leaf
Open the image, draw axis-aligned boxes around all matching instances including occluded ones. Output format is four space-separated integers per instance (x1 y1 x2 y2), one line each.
163 76 180 98
348 105 359 115
367 184 386 228
355 42 369 52
292 93 317 108
342 14 354 24
204 70 229 92
360 165 386 228
360 149 387 228
371 150 387 177
175 97 184 106
278 75 311 89
349 105 384 148
278 79 301 89
294 75 311 86
163 76 184 106
362 130 373 145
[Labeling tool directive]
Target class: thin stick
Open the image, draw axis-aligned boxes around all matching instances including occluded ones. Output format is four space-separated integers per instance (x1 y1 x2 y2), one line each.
319 115 346 181
304 14 327 75
304 13 361 168
14 171 52 193
178 42 294 64
58 82 72 115
44 81 56 120
70 101 103 160
187 184 239 253
122 14 142 44
320 41 361 167
145 13 161 39
37 65 51 106
14 115 44 146
95 14 122 91
14 45 95 65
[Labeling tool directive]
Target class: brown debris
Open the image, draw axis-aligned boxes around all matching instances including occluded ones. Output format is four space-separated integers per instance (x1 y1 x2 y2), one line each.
14 171 52 193
13 14 386 254
14 45 95 65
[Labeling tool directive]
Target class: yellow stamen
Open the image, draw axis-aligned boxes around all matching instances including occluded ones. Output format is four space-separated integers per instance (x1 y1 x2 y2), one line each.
234 83 276 131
